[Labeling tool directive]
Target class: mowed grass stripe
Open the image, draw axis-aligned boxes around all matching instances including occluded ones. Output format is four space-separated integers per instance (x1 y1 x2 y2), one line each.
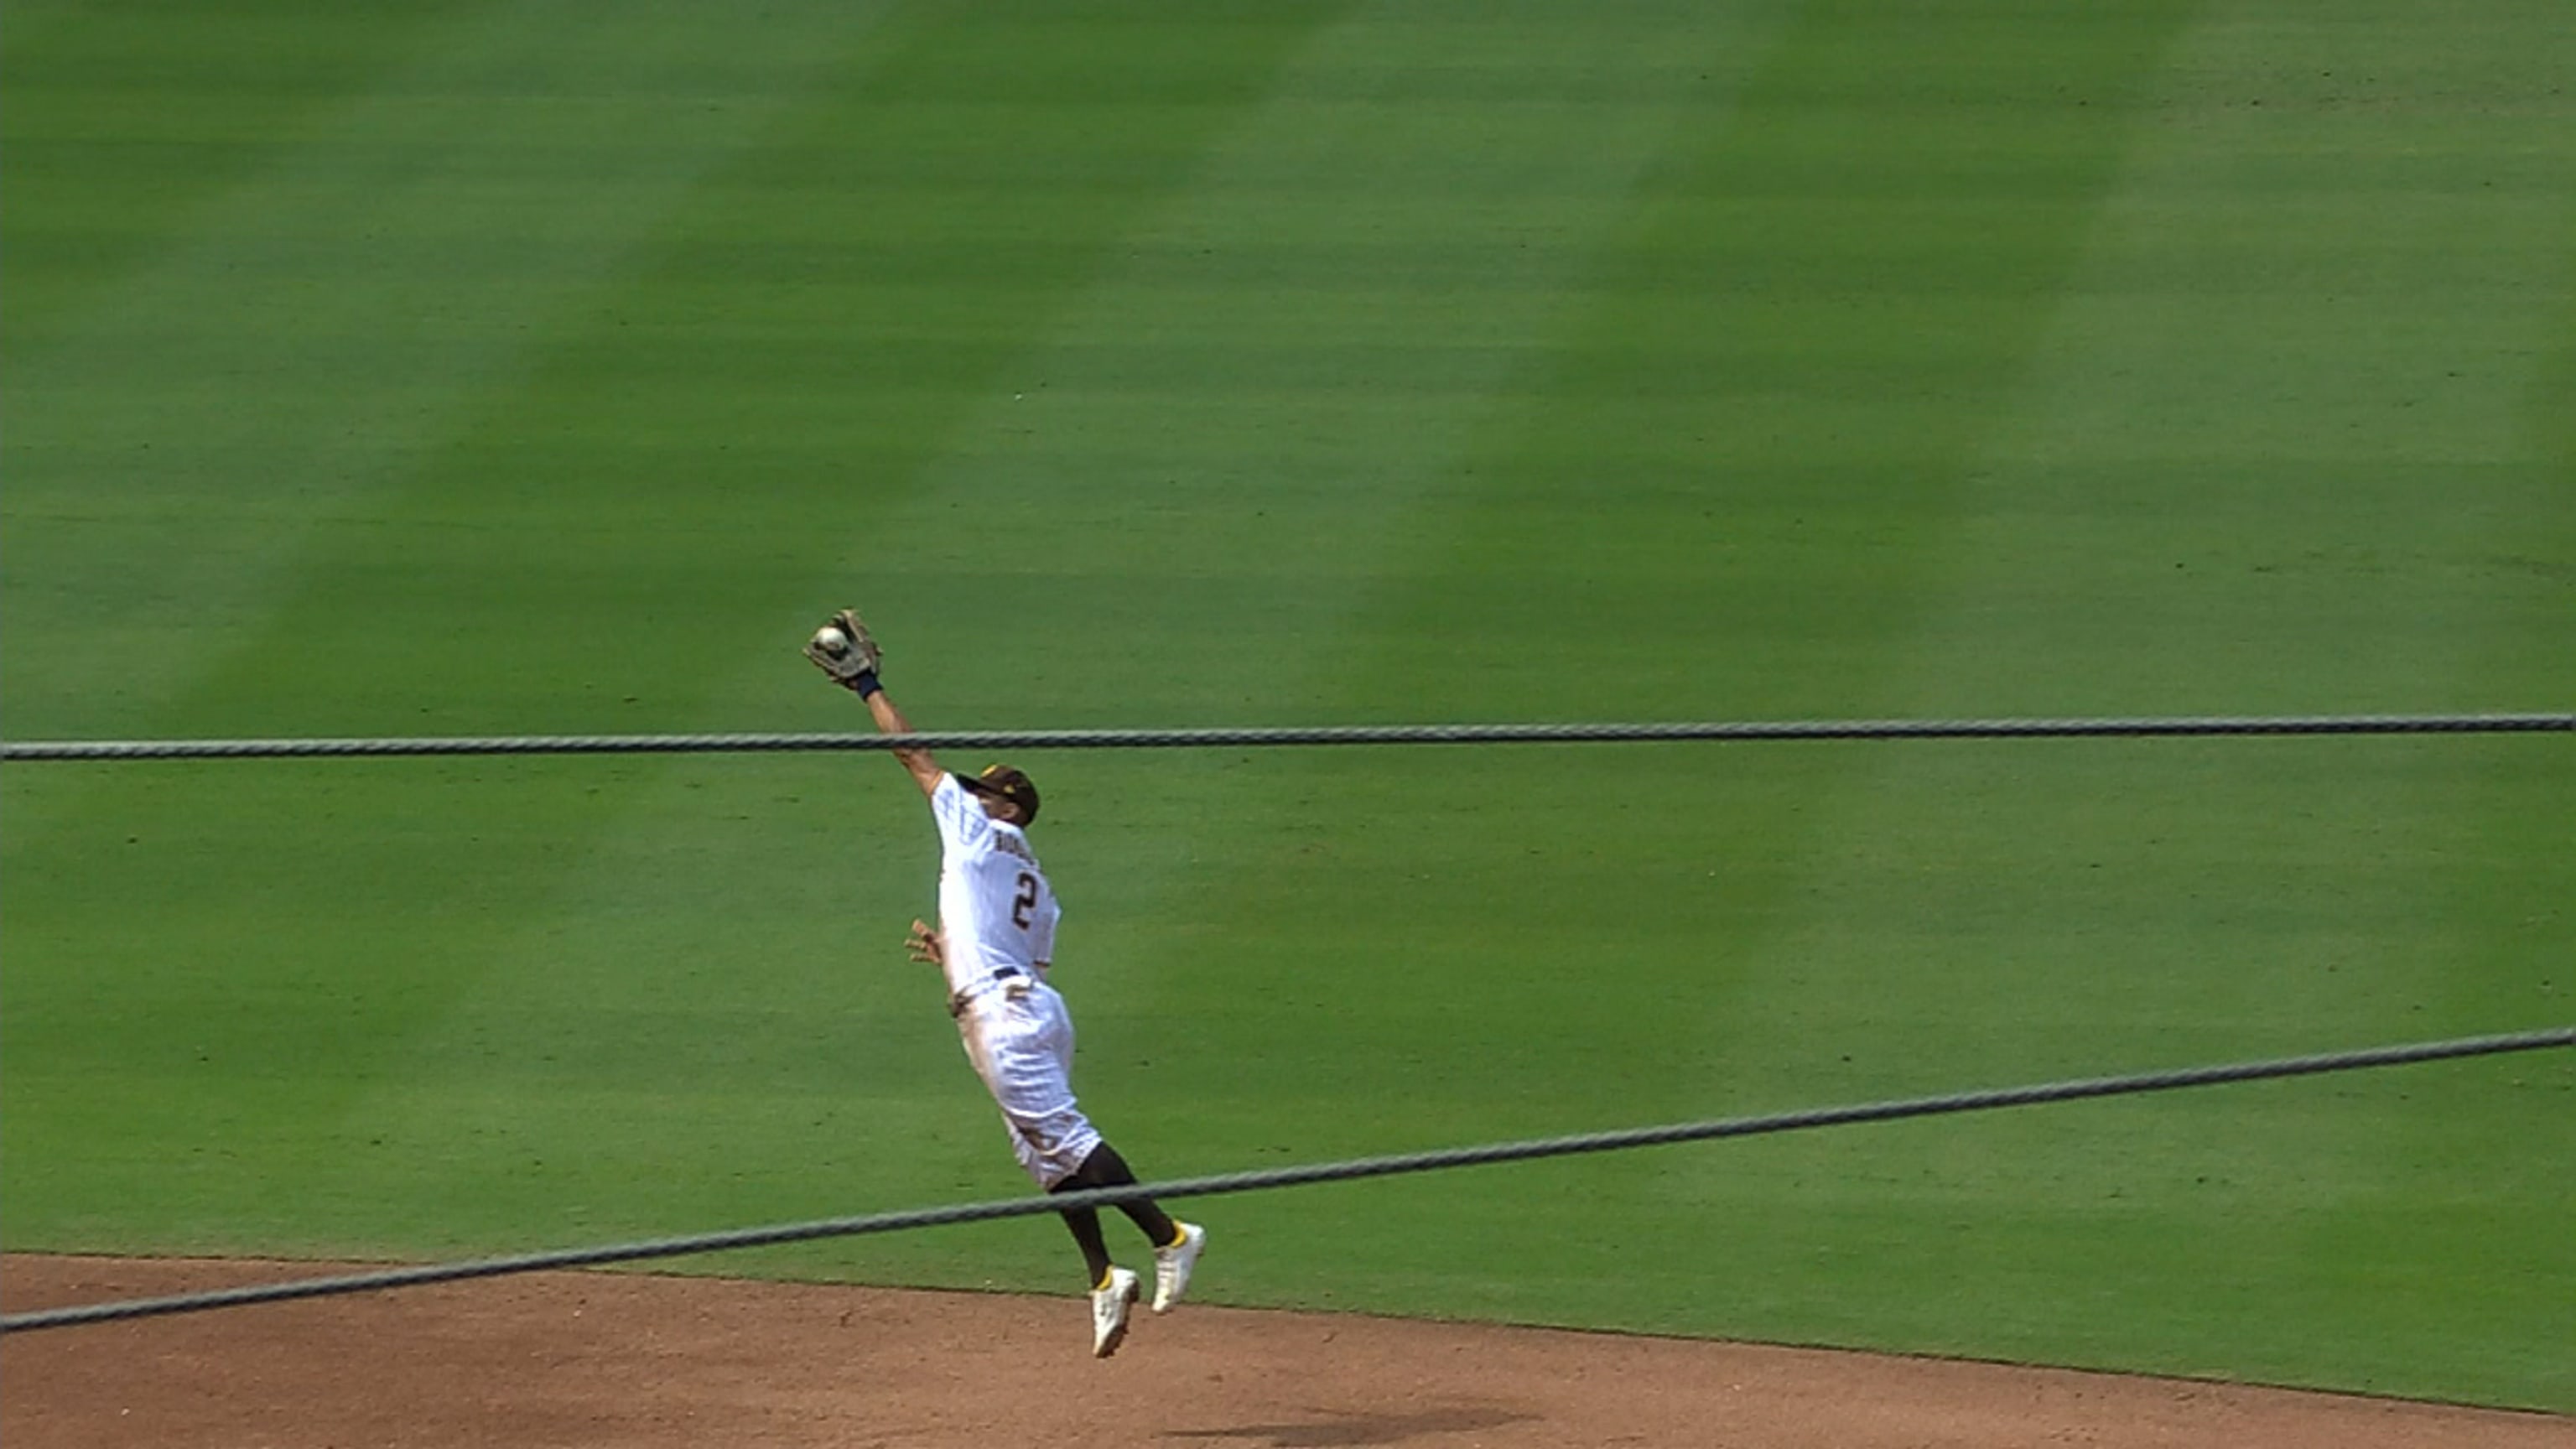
1166 0 2210 1340
0 5 1342 1256
1 0 890 748
4 0 891 1249
2 0 481 343
828 1 1791 730
2435 291 2576 1411
288 1 1801 1289
1671 0 2576 1405
2369 116 2576 1410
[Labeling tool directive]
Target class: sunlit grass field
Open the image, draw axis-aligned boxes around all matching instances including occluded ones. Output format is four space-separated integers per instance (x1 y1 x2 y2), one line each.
6 0 2571 1410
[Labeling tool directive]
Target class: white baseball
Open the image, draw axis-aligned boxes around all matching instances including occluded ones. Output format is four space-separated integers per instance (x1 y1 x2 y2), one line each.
813 626 849 655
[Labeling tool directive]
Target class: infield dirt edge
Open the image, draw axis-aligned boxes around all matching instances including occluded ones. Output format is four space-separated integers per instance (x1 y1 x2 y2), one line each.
5 1253 2568 1449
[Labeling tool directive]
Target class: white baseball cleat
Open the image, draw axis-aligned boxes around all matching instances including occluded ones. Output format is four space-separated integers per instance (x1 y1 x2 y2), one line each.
1091 1266 1140 1358
1152 1222 1205 1313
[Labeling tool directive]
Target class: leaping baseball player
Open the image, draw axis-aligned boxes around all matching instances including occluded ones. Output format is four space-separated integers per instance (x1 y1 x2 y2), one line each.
805 608 1206 1358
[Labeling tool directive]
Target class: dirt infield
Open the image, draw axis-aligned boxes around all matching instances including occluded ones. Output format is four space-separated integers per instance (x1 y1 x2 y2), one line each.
4 1256 2568 1448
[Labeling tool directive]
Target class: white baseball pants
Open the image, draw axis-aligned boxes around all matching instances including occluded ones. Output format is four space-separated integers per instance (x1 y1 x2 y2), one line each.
954 979 1103 1189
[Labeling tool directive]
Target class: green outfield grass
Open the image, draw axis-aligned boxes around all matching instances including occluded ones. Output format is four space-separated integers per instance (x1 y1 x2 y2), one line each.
7 0 2572 1412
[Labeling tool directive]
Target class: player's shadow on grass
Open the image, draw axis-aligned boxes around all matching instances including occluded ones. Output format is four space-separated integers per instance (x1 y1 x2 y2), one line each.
1166 1404 1530 1446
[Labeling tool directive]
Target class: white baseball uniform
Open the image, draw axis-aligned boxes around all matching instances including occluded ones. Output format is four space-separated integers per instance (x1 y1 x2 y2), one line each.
931 772 1101 1188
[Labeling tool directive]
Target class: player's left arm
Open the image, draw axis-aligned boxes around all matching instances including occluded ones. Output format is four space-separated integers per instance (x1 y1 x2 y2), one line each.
906 918 945 968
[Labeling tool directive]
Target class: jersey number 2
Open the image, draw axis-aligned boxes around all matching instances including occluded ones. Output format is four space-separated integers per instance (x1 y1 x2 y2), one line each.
1011 872 1038 930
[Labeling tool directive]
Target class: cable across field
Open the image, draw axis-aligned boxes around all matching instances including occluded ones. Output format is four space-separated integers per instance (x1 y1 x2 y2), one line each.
3 711 2569 761
7 1026 2566 1334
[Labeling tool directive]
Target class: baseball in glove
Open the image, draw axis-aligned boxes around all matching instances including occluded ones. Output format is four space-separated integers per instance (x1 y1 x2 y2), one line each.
804 607 885 692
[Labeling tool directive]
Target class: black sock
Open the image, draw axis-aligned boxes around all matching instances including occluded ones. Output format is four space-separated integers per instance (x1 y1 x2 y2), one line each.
1067 1142 1181 1249
1053 1202 1114 1289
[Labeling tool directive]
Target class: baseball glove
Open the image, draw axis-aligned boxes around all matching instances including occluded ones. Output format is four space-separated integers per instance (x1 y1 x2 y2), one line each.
804 607 884 690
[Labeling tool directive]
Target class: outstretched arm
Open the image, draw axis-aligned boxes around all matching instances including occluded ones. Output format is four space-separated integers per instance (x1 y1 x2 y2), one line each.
806 608 943 799
862 684 943 800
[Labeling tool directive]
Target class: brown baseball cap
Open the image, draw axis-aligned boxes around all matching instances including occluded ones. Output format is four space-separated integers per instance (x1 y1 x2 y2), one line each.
956 763 1040 823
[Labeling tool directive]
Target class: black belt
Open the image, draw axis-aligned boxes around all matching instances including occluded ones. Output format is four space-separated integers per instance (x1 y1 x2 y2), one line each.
949 966 1026 1020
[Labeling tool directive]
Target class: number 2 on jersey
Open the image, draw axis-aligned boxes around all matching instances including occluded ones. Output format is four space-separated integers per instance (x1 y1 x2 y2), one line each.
1011 871 1037 930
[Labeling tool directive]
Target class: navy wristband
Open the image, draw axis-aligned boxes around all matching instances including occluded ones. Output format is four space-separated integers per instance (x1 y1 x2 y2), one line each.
853 670 884 699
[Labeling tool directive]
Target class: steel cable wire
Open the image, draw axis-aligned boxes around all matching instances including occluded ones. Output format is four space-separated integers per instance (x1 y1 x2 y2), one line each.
2 712 2568 761
6 1026 2565 1333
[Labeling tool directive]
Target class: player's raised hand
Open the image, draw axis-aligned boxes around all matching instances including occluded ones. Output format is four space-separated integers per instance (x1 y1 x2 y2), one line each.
905 918 945 968
804 607 884 690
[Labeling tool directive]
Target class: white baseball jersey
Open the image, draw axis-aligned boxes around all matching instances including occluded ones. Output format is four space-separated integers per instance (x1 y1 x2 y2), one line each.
931 772 1059 998
929 771 1097 1187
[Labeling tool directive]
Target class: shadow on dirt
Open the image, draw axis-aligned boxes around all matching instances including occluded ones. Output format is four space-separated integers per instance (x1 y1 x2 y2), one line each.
1165 1404 1532 1446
